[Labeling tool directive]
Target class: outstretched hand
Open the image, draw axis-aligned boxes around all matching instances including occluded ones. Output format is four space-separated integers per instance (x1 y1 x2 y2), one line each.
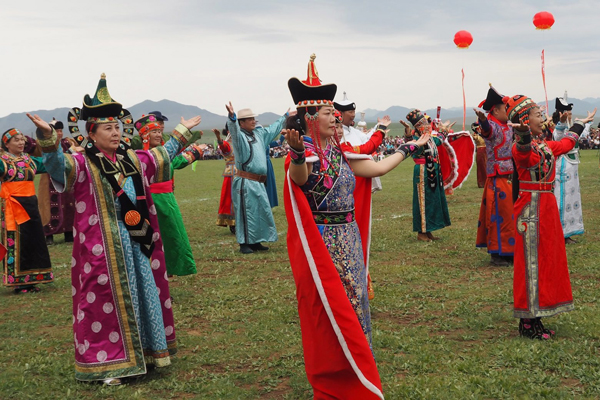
579 108 597 124
412 131 431 147
400 120 414 137
283 129 304 152
377 115 392 128
473 108 487 122
559 111 571 124
286 108 297 117
26 113 52 136
437 120 456 132
212 128 221 137
507 120 529 132
181 115 201 130
226 102 235 118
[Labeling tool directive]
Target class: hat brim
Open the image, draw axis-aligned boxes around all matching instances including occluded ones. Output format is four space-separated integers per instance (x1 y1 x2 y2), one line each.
481 87 505 111
81 94 123 120
149 111 169 121
288 77 337 106
555 99 573 112
334 102 356 112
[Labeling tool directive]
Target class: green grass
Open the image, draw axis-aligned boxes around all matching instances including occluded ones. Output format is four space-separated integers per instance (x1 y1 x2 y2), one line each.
2 150 600 399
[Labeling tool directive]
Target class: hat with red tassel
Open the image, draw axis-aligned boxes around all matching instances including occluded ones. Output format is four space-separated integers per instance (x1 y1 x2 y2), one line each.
288 54 337 109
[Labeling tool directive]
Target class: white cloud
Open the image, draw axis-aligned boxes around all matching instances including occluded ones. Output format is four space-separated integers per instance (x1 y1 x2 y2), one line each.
1 0 598 119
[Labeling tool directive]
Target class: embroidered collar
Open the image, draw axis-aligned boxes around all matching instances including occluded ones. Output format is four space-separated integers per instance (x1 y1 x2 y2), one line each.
488 114 509 129
87 144 137 177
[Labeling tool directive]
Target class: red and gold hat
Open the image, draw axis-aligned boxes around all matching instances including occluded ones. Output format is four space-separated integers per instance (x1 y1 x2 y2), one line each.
506 95 538 125
134 114 163 150
288 54 337 109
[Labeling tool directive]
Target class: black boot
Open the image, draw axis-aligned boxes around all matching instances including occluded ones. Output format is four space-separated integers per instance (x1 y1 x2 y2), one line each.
502 255 514 264
491 253 509 266
519 318 551 340
536 317 555 337
249 243 269 251
64 231 74 243
239 244 254 254
229 225 236 235
45 235 54 246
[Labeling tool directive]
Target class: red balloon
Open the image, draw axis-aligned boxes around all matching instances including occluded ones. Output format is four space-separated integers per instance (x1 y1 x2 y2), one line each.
453 30 473 49
533 11 555 30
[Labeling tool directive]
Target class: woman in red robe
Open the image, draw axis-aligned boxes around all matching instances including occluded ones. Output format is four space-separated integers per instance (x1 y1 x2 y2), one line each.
283 54 428 399
508 94 595 340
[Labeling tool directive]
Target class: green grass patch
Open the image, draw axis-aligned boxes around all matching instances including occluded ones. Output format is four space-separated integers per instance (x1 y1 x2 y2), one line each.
2 150 600 399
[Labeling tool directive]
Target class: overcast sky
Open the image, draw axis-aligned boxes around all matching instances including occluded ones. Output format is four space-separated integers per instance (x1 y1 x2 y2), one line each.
1 0 599 118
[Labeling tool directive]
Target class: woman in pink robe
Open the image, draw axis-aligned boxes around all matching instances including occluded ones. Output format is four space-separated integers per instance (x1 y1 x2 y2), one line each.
27 74 200 384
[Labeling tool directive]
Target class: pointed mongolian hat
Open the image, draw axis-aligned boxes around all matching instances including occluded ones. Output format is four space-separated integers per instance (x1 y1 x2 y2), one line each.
478 83 508 112
80 73 123 123
288 54 337 108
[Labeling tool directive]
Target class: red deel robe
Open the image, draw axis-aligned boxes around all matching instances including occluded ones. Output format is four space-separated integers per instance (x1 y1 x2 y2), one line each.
512 134 577 318
284 149 384 400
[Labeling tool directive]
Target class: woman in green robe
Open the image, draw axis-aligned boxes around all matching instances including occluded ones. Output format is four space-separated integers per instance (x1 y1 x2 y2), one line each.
401 109 451 242
135 114 205 276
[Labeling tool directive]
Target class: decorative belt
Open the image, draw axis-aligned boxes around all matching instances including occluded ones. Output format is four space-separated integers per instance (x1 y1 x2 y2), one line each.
520 181 554 193
491 173 513 183
0 181 36 231
150 180 174 194
236 170 267 183
312 209 355 225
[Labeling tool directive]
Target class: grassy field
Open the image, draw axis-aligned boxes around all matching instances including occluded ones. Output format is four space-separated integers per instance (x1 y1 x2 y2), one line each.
1 149 600 399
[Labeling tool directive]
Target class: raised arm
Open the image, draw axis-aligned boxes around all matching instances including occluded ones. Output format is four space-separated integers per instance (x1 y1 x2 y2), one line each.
162 116 201 160
548 122 587 158
552 111 570 140
350 132 429 178
172 144 207 170
348 116 390 154
27 113 75 191
284 129 312 186
264 109 296 144
225 102 246 153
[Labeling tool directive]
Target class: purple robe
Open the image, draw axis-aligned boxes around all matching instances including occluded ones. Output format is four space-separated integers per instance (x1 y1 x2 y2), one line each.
41 124 192 381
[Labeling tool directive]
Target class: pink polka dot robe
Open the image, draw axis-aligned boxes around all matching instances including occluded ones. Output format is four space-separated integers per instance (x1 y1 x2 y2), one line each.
40 124 193 381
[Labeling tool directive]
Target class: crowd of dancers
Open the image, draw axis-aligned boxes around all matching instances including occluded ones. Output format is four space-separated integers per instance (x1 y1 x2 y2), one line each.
1 54 596 398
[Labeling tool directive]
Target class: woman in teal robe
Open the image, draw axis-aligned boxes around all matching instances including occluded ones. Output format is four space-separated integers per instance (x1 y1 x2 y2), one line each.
402 109 451 241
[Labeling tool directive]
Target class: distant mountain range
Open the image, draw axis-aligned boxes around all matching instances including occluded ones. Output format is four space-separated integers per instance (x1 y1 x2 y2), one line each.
3 97 599 135
362 97 600 123
0 99 283 135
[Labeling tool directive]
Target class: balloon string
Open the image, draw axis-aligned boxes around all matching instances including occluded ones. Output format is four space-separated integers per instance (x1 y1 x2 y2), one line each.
541 49 549 114
462 68 466 131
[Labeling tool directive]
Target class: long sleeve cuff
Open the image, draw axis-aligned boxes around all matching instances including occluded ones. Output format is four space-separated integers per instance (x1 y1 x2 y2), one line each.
515 129 532 152
565 122 584 141
555 122 567 132
479 119 491 137
37 127 59 153
171 124 194 147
